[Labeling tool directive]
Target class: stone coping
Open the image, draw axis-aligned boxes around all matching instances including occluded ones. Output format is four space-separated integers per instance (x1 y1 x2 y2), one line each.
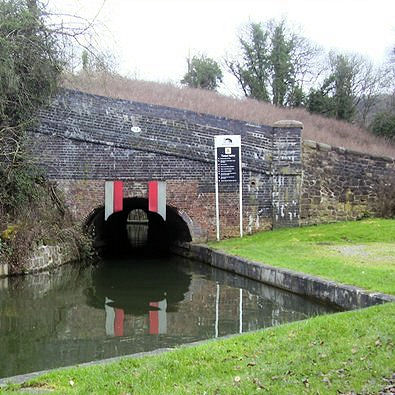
273 120 304 129
303 139 394 162
172 243 394 310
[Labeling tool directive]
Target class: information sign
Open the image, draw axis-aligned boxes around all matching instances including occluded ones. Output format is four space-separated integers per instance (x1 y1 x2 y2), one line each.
217 146 240 183
214 135 243 240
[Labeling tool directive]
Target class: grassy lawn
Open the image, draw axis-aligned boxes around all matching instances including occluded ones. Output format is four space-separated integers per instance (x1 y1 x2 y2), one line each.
209 219 395 295
2 302 394 394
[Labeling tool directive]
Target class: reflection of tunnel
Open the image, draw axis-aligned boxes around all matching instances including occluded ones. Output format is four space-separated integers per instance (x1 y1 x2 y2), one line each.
86 198 192 257
85 258 192 315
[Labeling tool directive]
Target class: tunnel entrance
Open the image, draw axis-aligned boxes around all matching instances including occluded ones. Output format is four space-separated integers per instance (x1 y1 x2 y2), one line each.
86 197 192 257
126 209 149 248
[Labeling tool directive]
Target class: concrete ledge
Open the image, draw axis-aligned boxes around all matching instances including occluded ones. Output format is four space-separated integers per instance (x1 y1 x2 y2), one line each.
0 346 174 386
172 244 394 310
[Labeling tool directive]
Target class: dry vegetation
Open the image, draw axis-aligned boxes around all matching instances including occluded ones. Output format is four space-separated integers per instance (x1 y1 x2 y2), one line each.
63 72 395 158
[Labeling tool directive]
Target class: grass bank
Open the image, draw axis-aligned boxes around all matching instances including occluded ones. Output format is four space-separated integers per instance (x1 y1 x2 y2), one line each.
2 303 394 394
209 219 395 295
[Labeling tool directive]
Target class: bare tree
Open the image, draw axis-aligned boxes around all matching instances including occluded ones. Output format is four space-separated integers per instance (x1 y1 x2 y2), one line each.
0 0 111 211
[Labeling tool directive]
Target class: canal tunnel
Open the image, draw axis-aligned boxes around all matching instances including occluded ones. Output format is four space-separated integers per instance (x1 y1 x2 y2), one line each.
86 197 192 256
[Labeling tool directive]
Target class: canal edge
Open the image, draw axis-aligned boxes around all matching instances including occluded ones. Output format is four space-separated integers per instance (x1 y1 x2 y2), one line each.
171 243 395 310
0 333 256 387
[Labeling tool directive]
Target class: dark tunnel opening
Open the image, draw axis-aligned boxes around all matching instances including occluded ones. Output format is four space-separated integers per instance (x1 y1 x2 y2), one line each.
86 198 192 258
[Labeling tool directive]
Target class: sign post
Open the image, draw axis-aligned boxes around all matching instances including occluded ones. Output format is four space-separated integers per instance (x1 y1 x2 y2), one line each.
214 135 243 240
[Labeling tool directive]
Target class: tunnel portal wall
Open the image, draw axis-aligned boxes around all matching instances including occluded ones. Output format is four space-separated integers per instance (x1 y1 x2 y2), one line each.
29 89 303 240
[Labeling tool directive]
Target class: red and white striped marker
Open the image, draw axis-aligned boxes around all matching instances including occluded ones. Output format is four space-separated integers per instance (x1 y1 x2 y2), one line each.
149 299 167 335
105 181 123 220
105 297 125 337
148 181 166 220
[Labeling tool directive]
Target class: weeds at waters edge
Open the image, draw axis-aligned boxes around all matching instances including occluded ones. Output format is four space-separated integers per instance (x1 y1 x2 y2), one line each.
4 303 394 395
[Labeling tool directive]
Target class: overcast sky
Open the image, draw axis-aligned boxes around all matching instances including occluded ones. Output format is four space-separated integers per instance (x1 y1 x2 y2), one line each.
49 0 395 95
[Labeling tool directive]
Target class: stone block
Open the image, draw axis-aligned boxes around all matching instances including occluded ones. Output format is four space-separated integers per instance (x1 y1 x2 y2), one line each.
303 140 317 149
273 120 304 129
317 142 332 152
0 264 9 277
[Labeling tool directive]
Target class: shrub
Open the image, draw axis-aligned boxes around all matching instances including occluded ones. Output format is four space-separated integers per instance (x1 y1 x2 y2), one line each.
370 111 395 140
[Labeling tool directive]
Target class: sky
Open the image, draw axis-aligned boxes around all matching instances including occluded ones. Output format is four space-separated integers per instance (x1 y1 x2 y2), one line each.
49 0 395 95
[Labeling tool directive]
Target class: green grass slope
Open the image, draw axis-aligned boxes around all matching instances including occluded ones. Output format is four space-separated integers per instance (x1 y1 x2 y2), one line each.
210 219 395 294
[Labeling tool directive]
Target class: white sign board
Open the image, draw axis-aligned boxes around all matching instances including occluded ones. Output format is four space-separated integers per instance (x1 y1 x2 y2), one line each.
214 135 243 240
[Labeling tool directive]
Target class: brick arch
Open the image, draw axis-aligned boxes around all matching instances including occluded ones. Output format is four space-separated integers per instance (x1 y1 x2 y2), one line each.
85 197 193 255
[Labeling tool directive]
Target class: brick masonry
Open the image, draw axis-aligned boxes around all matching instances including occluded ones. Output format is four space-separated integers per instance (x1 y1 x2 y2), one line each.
28 89 394 240
29 89 302 241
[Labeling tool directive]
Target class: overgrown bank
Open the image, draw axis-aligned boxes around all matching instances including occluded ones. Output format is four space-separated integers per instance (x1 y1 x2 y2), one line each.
0 176 92 275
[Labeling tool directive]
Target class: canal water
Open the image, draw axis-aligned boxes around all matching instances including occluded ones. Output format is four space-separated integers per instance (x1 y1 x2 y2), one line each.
0 256 338 378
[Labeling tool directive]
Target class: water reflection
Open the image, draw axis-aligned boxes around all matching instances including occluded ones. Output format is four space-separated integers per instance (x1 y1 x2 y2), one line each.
0 256 339 378
86 259 191 315
86 259 191 337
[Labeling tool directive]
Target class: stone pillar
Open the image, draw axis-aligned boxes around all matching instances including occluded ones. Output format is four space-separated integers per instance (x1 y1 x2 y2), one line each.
272 120 303 228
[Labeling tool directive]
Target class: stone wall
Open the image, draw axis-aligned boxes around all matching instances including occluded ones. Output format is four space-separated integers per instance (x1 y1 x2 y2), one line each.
25 244 78 274
0 243 79 277
28 89 303 239
300 140 395 225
